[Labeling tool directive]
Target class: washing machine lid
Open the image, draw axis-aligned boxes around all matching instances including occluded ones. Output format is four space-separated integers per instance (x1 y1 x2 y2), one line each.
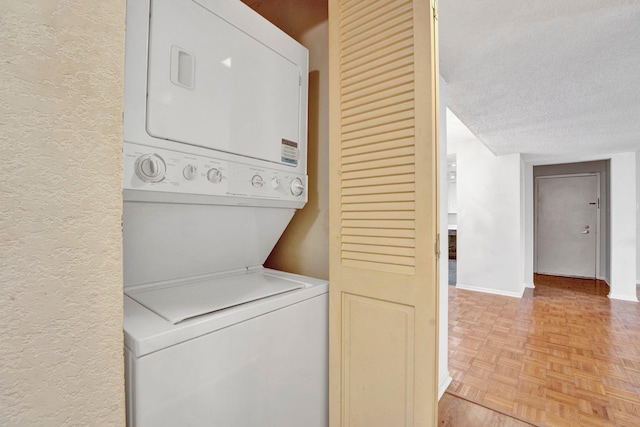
145 0 304 167
124 271 304 324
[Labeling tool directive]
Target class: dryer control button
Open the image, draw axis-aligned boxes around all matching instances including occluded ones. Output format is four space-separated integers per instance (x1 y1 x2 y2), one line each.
183 164 198 181
270 177 280 189
207 168 222 184
251 174 264 188
290 178 304 196
135 154 166 183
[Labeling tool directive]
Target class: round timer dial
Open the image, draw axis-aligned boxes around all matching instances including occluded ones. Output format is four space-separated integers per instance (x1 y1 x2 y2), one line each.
135 154 166 183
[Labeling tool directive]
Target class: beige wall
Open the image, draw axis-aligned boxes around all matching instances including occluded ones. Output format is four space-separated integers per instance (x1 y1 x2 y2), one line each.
0 2 125 425
266 21 330 280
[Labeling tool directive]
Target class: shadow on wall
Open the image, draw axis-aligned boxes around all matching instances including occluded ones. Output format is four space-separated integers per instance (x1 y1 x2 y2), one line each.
265 71 326 279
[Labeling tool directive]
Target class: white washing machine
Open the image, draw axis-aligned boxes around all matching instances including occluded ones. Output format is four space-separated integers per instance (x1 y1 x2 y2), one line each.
122 1 328 426
123 265 328 427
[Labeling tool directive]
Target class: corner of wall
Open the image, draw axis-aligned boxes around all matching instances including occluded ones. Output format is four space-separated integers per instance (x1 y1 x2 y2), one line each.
636 150 640 284
609 153 636 300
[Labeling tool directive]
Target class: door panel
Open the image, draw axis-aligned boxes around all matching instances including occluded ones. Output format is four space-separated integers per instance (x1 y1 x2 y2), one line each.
329 0 439 425
343 294 415 426
536 174 599 278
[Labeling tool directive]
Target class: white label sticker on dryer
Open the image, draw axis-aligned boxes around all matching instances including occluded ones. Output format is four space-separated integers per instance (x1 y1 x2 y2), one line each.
281 139 299 166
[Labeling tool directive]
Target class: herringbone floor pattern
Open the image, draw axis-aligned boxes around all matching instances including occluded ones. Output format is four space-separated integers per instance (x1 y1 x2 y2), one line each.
448 274 640 426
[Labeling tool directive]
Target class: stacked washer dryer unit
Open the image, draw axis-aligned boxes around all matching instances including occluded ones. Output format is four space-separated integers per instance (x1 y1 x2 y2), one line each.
122 0 328 426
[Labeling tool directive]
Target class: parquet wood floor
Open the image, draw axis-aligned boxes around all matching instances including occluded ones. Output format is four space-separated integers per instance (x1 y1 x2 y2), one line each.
447 274 640 426
439 390 540 426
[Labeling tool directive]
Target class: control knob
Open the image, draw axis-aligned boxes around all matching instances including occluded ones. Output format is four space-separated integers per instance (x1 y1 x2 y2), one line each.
251 174 265 188
207 168 223 184
270 177 280 189
183 164 198 181
135 154 166 183
290 178 304 196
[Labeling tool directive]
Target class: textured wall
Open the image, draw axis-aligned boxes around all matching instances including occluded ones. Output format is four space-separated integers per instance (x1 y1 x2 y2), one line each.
0 2 125 425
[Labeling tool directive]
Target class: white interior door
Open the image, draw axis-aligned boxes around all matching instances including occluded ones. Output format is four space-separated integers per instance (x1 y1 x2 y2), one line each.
536 174 599 278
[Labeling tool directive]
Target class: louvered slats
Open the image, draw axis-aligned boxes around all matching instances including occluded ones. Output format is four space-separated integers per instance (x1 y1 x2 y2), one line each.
338 0 417 275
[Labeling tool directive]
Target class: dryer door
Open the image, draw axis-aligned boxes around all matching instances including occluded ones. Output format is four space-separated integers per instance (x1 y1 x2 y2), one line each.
146 0 303 166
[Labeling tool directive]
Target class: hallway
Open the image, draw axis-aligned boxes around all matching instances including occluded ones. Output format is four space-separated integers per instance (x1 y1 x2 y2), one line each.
447 275 640 426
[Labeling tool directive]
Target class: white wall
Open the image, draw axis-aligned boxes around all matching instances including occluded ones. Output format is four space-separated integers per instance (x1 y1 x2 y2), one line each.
522 161 534 287
447 180 457 226
1 2 125 425
609 153 637 301
437 76 451 398
456 138 523 297
265 21 330 280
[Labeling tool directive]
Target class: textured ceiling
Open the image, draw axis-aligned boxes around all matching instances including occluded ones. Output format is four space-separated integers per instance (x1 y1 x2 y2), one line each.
439 0 640 156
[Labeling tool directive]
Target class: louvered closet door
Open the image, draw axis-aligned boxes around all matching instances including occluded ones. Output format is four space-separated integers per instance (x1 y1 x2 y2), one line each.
329 0 439 426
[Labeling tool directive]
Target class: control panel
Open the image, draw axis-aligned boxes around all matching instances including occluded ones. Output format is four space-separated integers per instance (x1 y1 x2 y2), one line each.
123 143 307 202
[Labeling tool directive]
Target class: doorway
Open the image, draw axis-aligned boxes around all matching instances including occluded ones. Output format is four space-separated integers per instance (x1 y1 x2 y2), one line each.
535 173 600 278
447 155 457 286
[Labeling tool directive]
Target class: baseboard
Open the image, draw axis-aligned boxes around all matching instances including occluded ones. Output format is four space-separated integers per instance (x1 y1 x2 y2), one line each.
438 373 452 400
609 293 639 302
455 283 523 298
524 282 535 289
601 277 636 301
